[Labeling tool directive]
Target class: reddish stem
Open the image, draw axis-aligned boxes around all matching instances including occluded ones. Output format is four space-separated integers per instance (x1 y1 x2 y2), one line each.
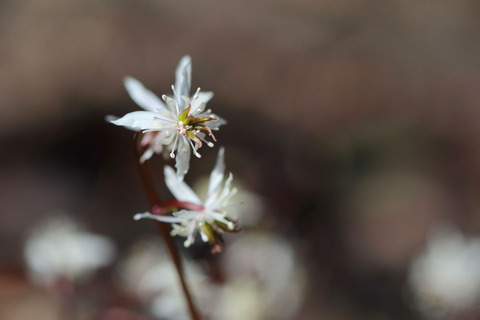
153 200 205 215
134 133 201 320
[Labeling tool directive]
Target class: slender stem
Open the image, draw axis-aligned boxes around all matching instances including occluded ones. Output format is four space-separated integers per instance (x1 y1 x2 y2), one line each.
50 278 77 320
134 133 201 320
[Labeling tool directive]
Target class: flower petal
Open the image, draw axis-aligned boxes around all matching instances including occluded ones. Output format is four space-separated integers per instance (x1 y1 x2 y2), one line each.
175 56 192 99
161 95 179 116
184 221 198 247
171 224 188 236
124 77 172 118
206 148 225 207
140 147 155 163
172 209 199 219
174 138 191 180
164 166 201 204
207 114 227 129
110 111 172 131
214 173 235 208
190 91 214 114
133 212 184 223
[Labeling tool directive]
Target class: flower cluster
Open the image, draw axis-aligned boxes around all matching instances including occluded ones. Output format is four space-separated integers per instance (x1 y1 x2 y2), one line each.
110 56 240 252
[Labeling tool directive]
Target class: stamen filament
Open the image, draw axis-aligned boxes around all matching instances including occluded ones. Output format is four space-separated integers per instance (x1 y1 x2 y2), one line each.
199 136 214 147
170 134 179 158
187 138 201 158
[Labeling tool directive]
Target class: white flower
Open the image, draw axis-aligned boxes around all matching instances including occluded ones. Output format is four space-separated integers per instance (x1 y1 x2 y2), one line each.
408 225 480 318
134 148 240 252
213 232 307 320
23 215 116 286
110 55 225 179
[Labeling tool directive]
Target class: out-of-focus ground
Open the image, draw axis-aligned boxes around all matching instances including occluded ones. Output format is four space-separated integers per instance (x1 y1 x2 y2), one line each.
2 0 480 319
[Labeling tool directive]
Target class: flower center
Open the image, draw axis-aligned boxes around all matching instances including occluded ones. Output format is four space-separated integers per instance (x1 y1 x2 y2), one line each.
176 121 196 136
176 106 218 151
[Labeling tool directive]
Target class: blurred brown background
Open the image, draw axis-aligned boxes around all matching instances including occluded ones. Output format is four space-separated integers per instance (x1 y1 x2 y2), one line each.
2 0 480 319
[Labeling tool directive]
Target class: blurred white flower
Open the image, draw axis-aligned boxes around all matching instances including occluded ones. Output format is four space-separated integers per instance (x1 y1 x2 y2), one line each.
117 238 210 320
119 232 306 320
23 216 116 286
109 55 225 179
134 148 240 252
212 232 307 320
212 279 263 320
408 225 480 318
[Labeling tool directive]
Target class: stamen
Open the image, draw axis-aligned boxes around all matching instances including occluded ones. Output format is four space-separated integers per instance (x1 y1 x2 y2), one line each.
200 231 209 242
176 121 187 135
170 134 179 158
203 126 217 142
187 138 201 158
199 136 214 147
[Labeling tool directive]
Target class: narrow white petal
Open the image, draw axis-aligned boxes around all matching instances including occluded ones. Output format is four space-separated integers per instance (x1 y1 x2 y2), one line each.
207 114 227 129
107 115 138 131
150 130 173 153
175 139 191 180
222 186 238 204
175 56 192 99
171 224 188 236
124 77 170 114
173 210 199 220
213 173 235 208
190 91 214 114
133 212 183 223
140 148 155 163
206 148 225 207
105 115 118 122
184 221 197 247
110 111 172 131
164 166 202 204
162 95 180 116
